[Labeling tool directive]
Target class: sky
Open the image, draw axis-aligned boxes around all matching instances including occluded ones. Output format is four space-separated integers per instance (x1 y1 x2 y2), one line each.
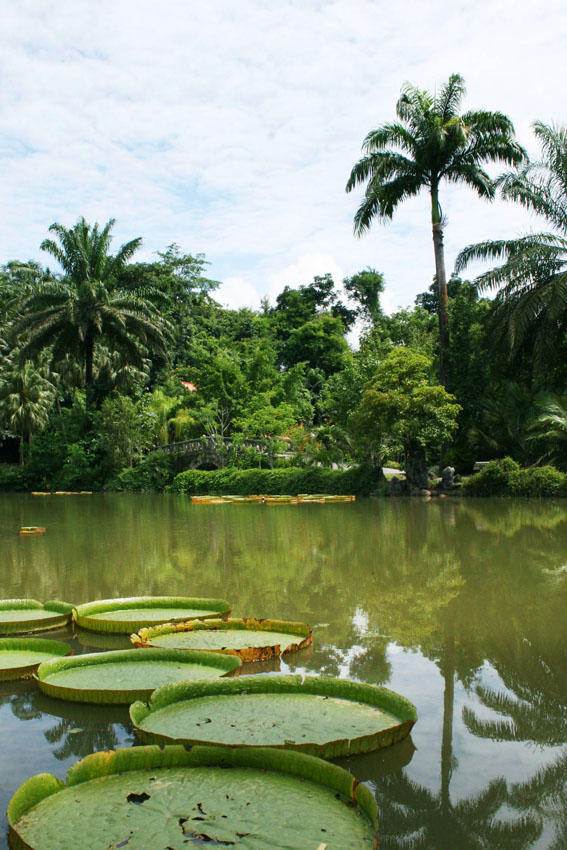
2 0 567 316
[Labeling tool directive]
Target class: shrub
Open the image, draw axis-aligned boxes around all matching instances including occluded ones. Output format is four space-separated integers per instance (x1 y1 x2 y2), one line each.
513 465 567 497
463 457 567 497
0 464 27 492
112 451 176 492
170 465 383 496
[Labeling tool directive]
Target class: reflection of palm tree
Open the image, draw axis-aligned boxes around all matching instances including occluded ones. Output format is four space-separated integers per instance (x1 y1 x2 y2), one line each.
463 637 567 746
375 770 541 849
462 625 567 849
509 750 567 850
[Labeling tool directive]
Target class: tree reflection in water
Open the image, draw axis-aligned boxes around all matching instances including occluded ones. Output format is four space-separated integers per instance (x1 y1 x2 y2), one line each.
6 689 132 762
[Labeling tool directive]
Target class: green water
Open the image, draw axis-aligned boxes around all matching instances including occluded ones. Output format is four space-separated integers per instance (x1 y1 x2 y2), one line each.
1 493 566 848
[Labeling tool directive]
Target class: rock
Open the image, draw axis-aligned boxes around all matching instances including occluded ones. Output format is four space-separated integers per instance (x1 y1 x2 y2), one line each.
387 476 409 496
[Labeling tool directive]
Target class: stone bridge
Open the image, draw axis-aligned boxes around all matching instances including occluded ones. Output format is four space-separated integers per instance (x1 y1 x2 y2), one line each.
152 436 293 469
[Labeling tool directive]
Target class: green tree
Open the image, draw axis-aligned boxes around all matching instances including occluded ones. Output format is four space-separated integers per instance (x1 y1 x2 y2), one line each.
352 348 461 485
342 267 384 325
456 122 567 373
0 361 56 465
14 218 171 393
346 73 524 386
282 315 349 377
97 395 155 469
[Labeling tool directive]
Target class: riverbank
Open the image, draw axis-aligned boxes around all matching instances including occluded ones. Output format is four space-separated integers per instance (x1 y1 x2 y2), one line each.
3 456 566 498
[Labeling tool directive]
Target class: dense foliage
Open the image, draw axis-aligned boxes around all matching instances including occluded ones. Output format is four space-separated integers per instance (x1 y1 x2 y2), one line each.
3 83 567 494
171 466 383 497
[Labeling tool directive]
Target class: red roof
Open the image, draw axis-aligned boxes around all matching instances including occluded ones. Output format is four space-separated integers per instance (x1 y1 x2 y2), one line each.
180 381 197 392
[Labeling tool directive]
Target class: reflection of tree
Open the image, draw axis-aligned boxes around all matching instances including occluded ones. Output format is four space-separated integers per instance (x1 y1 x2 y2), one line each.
462 615 567 849
44 718 125 760
9 692 42 721
375 770 541 849
463 583 567 747
509 750 567 850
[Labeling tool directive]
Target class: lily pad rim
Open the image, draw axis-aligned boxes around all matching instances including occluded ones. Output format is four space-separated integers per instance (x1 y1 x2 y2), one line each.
73 596 232 617
0 599 74 614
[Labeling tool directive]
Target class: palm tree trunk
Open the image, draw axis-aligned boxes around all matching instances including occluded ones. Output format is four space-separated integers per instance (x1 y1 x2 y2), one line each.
441 631 456 812
85 333 95 387
431 185 450 388
85 332 95 412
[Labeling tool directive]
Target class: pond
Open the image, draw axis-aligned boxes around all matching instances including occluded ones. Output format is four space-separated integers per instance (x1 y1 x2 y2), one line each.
0 493 566 849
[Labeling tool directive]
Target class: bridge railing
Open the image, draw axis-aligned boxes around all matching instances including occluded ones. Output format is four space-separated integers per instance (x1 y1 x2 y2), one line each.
152 436 281 456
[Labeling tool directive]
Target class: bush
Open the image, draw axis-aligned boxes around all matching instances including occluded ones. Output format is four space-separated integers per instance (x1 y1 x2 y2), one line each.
170 465 384 496
514 465 567 497
463 457 567 497
112 451 176 492
0 464 27 492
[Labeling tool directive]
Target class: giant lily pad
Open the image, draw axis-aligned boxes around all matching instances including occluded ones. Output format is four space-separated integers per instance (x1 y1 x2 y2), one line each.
130 674 417 757
131 617 313 661
8 744 378 850
0 600 74 635
37 648 241 704
73 595 231 634
0 638 72 681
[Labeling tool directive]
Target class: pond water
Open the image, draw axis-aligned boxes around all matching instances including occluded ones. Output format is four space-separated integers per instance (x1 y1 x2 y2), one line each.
0 493 566 849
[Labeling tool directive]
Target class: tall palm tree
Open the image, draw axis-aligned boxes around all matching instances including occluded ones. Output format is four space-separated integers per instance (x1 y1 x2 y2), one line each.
456 123 567 371
346 74 525 386
14 218 171 393
0 360 56 464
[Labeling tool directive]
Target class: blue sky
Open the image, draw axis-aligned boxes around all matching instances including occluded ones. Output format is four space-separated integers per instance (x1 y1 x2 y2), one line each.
2 0 566 314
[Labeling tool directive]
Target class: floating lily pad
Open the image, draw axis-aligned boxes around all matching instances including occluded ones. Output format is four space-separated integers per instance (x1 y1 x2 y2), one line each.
131 617 313 661
0 639 72 681
37 648 241 704
73 596 232 634
8 744 378 850
0 600 74 635
130 674 417 757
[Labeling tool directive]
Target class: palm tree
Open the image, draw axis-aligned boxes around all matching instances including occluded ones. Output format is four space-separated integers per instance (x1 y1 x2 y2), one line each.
346 74 525 386
0 360 56 464
456 123 567 370
14 218 171 395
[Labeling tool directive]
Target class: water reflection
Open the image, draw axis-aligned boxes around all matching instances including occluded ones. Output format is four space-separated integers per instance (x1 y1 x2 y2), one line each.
1 494 567 849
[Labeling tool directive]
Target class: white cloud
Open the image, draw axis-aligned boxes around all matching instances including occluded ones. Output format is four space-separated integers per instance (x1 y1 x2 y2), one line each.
215 276 262 311
266 253 345 304
2 0 567 312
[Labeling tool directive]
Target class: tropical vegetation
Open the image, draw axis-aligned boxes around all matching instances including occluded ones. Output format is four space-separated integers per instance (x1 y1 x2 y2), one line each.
2 78 567 496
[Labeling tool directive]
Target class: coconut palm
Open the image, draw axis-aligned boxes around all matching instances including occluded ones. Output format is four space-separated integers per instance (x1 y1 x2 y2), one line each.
0 360 56 464
346 74 525 386
14 218 171 393
456 123 567 370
